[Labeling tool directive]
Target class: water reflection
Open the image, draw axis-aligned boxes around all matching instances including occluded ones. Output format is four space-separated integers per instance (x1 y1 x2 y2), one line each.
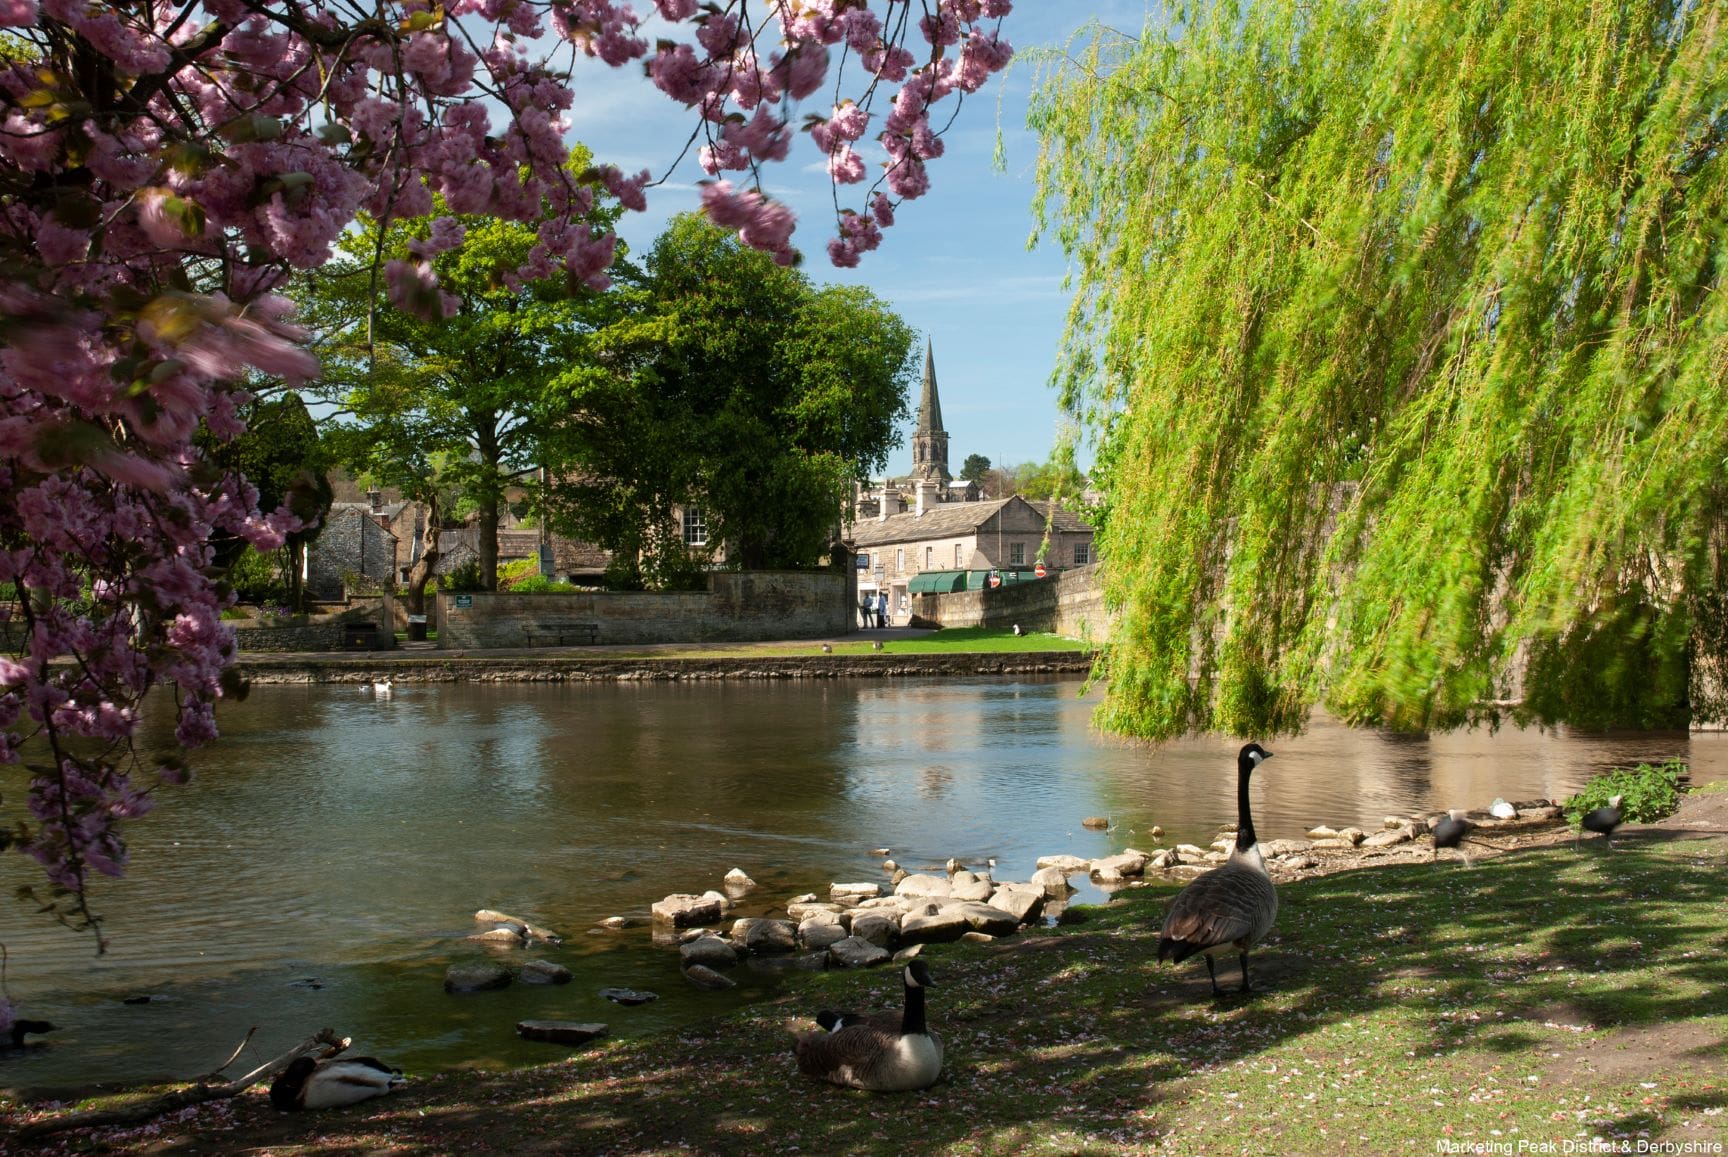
0 676 1715 1091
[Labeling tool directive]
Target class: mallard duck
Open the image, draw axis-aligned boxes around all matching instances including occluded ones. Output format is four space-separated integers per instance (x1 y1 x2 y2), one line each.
793 960 942 1091
1157 742 1277 996
269 1054 406 1111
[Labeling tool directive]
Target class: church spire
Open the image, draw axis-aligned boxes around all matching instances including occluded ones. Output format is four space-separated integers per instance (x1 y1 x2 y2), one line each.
911 339 950 483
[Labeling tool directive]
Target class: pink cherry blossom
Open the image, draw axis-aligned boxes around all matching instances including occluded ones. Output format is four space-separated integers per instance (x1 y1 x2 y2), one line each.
0 0 1017 950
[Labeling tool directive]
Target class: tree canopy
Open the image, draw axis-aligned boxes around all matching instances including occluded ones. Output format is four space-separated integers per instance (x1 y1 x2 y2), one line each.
551 215 916 586
960 453 992 486
1031 0 1728 739
299 189 618 593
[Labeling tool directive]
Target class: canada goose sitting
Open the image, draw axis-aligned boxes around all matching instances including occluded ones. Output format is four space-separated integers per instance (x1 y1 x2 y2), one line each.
793 960 942 1091
820 643 833 654
1158 742 1277 997
871 640 884 651
6 1018 56 1047
815 1010 865 1032
1579 794 1624 849
269 1054 406 1112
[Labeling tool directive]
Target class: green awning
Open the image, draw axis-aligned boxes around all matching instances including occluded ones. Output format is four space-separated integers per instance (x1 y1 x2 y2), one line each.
908 570 968 594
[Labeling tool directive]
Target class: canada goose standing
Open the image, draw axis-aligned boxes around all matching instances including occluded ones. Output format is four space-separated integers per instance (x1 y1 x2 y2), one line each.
1157 742 1277 996
1579 794 1624 849
1012 623 1023 636
793 960 942 1091
270 1054 406 1111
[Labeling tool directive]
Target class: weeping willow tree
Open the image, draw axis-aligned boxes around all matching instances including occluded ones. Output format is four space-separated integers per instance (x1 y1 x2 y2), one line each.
1030 0 1728 738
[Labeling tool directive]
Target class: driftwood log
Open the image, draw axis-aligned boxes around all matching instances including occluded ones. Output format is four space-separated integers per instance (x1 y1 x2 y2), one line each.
15 1026 349 1141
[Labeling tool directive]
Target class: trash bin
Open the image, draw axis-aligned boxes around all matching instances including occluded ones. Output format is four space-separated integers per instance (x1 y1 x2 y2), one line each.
407 614 428 642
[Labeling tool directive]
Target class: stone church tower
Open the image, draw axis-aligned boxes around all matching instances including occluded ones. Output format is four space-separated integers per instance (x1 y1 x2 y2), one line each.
910 340 950 483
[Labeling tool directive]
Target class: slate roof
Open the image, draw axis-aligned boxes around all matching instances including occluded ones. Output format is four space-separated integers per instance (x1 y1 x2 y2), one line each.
846 496 1095 549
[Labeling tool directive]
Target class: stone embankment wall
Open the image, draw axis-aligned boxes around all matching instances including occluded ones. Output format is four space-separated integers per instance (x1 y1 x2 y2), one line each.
237 651 1095 685
230 599 395 652
911 564 1111 645
436 571 850 649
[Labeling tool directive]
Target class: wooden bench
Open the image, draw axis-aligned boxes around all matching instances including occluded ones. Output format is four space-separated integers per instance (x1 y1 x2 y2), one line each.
524 621 599 646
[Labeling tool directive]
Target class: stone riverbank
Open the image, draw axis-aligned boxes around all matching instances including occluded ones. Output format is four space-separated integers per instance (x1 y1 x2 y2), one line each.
235 650 1095 684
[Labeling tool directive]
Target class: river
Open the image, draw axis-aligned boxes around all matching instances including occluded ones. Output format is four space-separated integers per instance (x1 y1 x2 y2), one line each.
0 676 1712 1092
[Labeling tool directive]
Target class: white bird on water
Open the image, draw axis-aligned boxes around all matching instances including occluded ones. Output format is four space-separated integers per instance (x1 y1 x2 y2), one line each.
371 678 394 697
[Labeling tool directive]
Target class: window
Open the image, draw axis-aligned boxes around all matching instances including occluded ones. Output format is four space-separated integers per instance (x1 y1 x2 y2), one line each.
1074 541 1091 565
682 507 708 546
895 548 904 574
925 546 933 569
1009 542 1026 566
953 543 963 568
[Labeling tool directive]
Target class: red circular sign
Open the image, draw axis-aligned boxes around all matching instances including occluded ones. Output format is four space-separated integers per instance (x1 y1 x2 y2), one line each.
988 572 1001 588
1034 563 1047 578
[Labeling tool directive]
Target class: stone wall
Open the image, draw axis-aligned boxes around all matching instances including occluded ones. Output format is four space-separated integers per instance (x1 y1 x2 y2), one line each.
238 650 1094 684
231 599 395 652
435 570 851 649
911 563 1111 644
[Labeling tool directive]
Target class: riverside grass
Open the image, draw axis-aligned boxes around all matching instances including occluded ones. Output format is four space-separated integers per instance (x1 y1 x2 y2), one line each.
595 626 1090 659
14 823 1728 1154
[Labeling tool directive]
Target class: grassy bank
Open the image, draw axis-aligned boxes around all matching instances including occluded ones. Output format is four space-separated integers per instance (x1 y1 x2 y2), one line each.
540 626 1089 659
9 816 1728 1154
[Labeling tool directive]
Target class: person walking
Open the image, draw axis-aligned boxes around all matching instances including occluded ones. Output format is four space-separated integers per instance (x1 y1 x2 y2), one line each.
875 589 888 629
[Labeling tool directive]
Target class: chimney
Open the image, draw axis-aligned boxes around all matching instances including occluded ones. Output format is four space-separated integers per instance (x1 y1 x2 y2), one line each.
878 485 889 521
367 487 383 513
916 481 930 517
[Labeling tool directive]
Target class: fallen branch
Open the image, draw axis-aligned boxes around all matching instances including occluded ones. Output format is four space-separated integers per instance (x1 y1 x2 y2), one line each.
16 1026 348 1141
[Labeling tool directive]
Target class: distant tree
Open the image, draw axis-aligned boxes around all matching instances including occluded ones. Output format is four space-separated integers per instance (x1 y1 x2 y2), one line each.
204 392 332 611
299 176 618 593
960 454 992 486
1017 452 1087 503
552 216 915 586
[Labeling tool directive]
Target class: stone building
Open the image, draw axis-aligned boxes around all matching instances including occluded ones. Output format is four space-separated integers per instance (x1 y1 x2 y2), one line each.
849 495 1095 626
306 503 400 601
843 340 1097 626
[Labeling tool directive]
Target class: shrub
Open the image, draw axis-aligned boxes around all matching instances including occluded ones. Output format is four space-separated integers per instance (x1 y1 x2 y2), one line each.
440 559 485 592
1563 758 1686 828
510 575 574 593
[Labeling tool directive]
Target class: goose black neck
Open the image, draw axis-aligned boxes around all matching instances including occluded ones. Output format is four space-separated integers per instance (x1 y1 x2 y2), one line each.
901 977 927 1036
1236 757 1258 852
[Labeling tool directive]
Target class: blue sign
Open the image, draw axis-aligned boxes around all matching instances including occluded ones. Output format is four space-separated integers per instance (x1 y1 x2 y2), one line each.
855 553 870 570
455 594 473 608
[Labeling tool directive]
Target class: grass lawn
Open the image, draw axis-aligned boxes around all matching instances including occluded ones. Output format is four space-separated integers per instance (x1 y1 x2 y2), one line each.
593 626 1090 659
14 821 1727 1155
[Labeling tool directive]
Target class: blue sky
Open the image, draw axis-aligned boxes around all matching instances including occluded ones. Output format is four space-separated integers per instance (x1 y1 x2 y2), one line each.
565 2 1154 477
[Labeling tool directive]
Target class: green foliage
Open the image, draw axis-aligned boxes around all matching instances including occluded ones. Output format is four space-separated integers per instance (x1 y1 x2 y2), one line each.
298 157 620 590
1563 759 1686 827
1014 448 1087 503
548 215 914 583
439 560 485 592
224 547 289 606
508 574 576 593
959 453 992 485
1031 0 1728 739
